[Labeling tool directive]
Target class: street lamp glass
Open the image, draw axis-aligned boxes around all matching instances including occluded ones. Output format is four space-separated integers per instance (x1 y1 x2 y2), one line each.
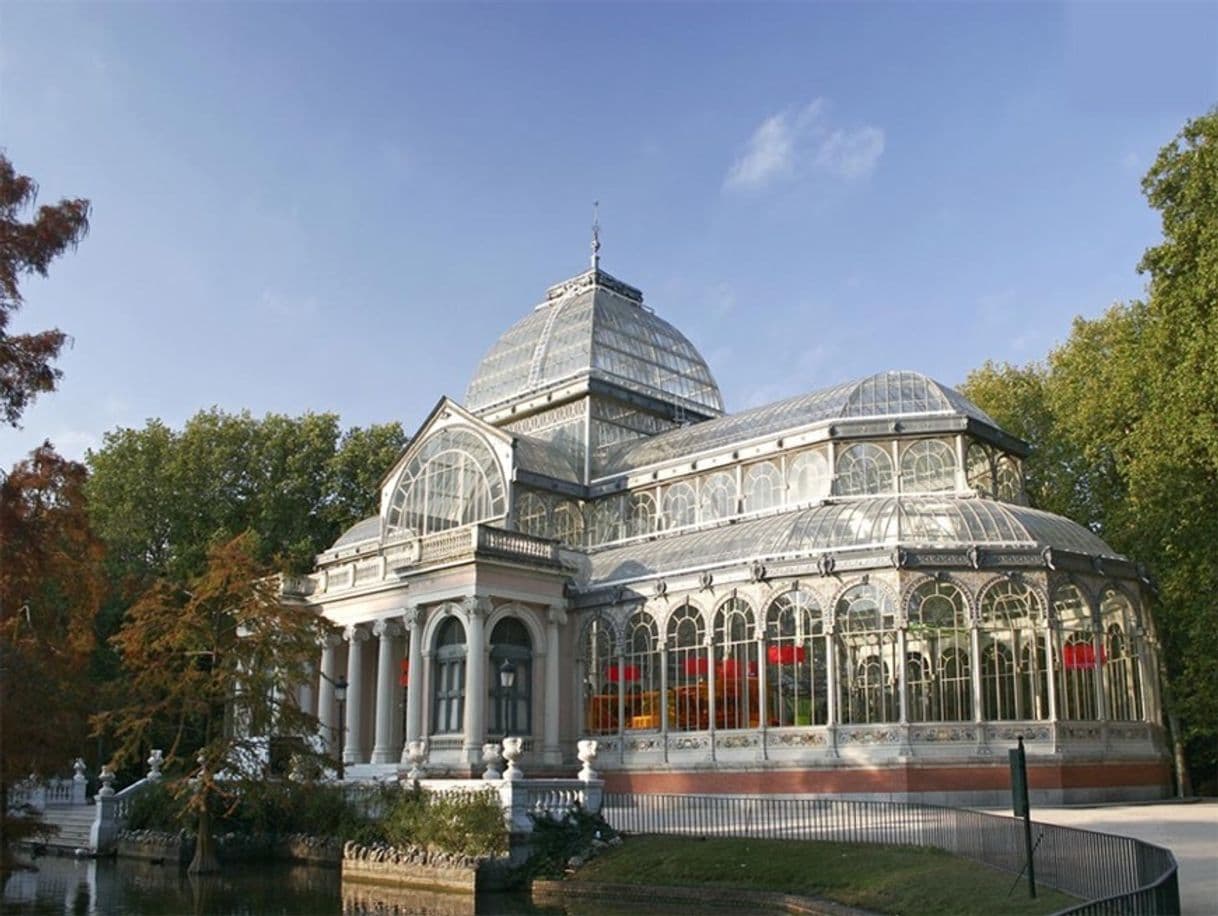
334 675 348 702
499 658 516 689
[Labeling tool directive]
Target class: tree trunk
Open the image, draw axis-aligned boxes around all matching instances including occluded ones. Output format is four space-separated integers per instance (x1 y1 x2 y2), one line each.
187 803 220 874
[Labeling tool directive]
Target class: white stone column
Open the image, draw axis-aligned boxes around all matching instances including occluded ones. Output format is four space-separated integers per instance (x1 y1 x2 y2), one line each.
372 618 404 764
462 596 490 764
401 605 425 761
318 633 341 756
543 605 567 766
343 625 370 765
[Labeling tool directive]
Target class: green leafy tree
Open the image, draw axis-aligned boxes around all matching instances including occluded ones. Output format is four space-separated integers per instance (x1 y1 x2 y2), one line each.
94 532 330 873
86 410 405 585
961 108 1218 791
0 153 90 426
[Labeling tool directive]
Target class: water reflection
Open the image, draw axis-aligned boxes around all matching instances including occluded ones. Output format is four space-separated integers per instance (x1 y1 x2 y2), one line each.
2 857 700 915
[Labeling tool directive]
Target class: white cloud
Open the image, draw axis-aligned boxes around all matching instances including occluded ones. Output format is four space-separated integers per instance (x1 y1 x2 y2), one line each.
724 99 884 192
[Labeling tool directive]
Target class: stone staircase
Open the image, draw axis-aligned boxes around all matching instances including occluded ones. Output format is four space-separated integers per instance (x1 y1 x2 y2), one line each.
36 805 96 853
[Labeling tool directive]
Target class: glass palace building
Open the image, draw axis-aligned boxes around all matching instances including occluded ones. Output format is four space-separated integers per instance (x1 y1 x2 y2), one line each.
284 260 1171 804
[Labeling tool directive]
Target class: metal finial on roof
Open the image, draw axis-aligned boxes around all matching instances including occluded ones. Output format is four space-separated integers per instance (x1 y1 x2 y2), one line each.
591 200 601 271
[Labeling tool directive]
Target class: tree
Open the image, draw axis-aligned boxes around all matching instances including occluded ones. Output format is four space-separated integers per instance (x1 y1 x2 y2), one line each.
960 108 1218 792
86 410 406 586
0 444 104 868
94 532 329 873
0 154 90 426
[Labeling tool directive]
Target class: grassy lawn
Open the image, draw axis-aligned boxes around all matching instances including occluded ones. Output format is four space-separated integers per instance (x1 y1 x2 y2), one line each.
568 836 1078 915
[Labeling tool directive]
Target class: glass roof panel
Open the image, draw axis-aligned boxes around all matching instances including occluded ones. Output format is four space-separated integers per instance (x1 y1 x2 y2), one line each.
465 277 724 417
330 515 380 549
583 496 1115 586
513 434 583 482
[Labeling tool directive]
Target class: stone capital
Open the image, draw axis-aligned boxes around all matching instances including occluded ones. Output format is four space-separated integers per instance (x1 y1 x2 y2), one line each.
373 618 404 639
344 624 370 643
402 604 424 630
462 595 493 618
322 630 345 650
547 605 568 628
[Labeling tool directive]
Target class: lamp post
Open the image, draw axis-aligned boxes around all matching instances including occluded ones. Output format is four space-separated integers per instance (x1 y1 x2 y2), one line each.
334 674 348 781
498 658 517 739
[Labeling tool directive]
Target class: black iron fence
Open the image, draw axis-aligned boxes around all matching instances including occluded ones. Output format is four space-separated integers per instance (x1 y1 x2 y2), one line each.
602 794 1179 916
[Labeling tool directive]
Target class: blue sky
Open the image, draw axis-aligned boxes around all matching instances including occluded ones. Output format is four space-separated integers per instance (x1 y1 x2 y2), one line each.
2 1 1215 470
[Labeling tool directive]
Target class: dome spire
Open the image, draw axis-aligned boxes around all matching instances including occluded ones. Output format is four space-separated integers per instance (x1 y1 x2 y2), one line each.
590 200 601 271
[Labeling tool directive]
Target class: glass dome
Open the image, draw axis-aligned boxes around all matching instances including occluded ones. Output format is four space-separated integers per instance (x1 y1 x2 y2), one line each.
465 269 724 417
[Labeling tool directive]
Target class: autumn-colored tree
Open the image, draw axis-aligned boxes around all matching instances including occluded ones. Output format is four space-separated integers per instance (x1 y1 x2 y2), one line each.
0 444 105 867
0 154 91 426
95 532 329 873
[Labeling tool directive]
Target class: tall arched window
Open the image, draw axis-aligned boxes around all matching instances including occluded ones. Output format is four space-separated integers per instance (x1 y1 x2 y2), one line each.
836 444 894 497
431 617 467 735
979 580 1045 721
628 492 657 538
966 442 995 498
900 440 957 493
590 497 623 546
765 590 828 727
624 612 661 731
743 461 783 513
906 579 972 721
836 583 898 723
1101 587 1143 722
489 618 532 736
700 472 737 522
1054 584 1097 720
995 455 1022 503
662 481 697 530
386 428 506 536
713 597 756 730
668 603 708 732
552 500 584 547
581 615 618 735
516 490 549 538
786 450 831 505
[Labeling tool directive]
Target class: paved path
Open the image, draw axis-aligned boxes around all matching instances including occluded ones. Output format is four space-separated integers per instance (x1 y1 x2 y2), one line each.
1012 801 1217 915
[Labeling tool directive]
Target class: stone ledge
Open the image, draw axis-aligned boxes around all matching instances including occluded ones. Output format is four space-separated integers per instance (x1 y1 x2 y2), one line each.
531 879 877 915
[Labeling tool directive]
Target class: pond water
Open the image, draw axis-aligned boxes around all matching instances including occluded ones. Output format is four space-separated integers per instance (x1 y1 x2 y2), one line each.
0 856 710 916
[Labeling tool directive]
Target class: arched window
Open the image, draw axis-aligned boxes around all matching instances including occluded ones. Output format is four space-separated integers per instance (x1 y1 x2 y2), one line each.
590 497 623 546
1101 587 1143 721
552 500 584 547
966 442 994 498
386 428 506 536
905 653 934 722
624 612 661 731
581 615 618 735
765 590 828 727
628 492 657 538
836 444 894 497
489 618 532 736
713 597 757 730
1054 584 1097 720
979 580 1045 721
786 450 831 505
743 461 783 513
700 472 737 522
668 603 708 732
900 440 957 493
663 481 697 530
995 455 1022 503
835 583 898 724
431 617 466 735
516 490 549 538
906 579 971 722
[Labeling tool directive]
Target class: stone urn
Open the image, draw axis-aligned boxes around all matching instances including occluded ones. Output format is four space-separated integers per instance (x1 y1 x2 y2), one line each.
146 749 164 782
577 739 599 781
97 766 116 797
501 737 524 781
481 742 503 780
404 740 428 781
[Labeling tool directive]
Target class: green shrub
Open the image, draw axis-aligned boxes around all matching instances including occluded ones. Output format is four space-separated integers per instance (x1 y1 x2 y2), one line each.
123 781 185 832
525 804 617 878
381 788 506 858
